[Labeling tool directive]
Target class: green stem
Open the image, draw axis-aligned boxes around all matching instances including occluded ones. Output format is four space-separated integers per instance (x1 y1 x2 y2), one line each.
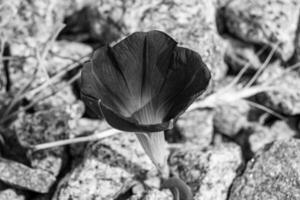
161 177 193 200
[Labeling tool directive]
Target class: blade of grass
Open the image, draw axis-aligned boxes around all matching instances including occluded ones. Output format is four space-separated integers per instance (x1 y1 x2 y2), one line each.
0 70 80 124
244 43 279 88
33 128 120 151
36 23 66 83
244 99 285 120
224 45 268 91
22 54 89 100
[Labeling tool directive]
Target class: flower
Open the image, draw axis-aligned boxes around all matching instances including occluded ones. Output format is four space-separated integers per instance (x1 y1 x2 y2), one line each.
80 30 211 175
80 30 211 133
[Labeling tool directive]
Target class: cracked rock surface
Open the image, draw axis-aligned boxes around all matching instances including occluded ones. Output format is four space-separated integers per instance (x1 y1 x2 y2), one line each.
53 130 159 200
0 158 56 193
228 139 300 200
169 143 242 200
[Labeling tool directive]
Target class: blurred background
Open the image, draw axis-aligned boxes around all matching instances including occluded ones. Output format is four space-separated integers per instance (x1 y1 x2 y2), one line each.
0 0 300 199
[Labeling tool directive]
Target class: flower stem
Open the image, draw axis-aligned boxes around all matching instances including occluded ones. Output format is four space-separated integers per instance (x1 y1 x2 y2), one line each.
162 177 193 200
135 131 169 178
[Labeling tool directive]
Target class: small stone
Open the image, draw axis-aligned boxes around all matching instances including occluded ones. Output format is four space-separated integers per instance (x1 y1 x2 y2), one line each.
53 161 133 200
228 139 300 200
13 109 70 176
54 129 159 200
176 109 214 146
47 41 92 75
169 143 242 200
249 121 297 152
144 176 161 189
0 189 25 200
9 41 91 108
256 69 300 115
1 0 71 45
131 182 145 199
67 0 227 80
142 189 173 200
0 158 55 193
213 100 250 137
133 0 228 81
217 0 300 61
95 132 156 172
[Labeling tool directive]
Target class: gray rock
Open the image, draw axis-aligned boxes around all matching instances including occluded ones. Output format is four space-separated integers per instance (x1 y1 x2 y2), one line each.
141 189 173 200
169 143 242 200
9 40 92 107
0 158 55 193
53 132 160 200
46 41 92 75
0 189 25 200
125 181 145 200
1 0 71 44
130 0 228 81
223 41 261 72
256 69 300 115
13 109 70 176
68 0 227 80
292 12 300 63
249 121 297 152
213 100 250 137
54 161 133 200
228 139 300 200
218 0 300 61
176 109 214 146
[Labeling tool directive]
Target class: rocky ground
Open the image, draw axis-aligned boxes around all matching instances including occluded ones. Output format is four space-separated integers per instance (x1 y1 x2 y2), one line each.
0 0 300 199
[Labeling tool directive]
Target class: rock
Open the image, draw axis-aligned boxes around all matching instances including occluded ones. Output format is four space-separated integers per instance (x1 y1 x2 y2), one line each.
13 42 90 106
141 189 173 200
169 143 242 200
46 41 92 76
8 40 91 109
0 189 25 200
33 82 78 110
64 0 227 80
60 6 123 45
54 161 133 200
0 158 55 193
248 121 298 152
129 0 228 81
214 100 250 137
69 117 106 138
222 41 261 72
0 0 75 97
292 13 300 64
54 131 160 200
256 69 300 115
176 109 214 146
1 0 71 44
217 0 300 62
125 181 145 200
228 139 300 200
13 108 70 176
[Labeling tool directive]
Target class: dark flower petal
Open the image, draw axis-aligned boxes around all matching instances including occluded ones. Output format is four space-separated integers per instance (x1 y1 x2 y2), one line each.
81 53 131 117
80 91 102 118
99 101 173 132
83 31 177 119
108 30 177 112
153 47 211 121
90 46 134 116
